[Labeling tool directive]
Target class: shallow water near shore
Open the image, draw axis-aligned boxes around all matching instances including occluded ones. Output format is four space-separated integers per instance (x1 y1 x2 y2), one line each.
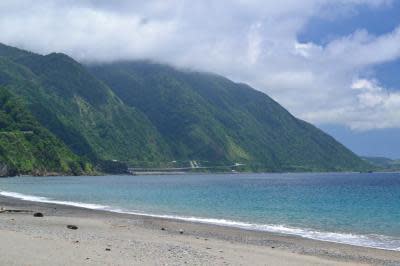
0 172 399 251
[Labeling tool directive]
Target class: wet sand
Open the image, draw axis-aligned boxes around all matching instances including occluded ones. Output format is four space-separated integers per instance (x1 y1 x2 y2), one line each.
0 196 399 265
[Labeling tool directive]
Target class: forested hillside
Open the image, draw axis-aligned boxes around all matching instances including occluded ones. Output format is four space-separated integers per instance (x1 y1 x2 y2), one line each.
0 43 370 174
91 61 369 172
0 86 91 176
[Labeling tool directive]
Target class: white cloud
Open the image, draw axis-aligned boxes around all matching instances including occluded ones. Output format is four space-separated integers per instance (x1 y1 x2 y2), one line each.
351 79 400 129
0 0 399 130
351 79 380 91
303 79 400 130
324 27 400 67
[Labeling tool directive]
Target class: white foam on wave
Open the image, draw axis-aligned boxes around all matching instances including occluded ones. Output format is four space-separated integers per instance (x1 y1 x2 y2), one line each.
0 191 108 210
1 190 399 251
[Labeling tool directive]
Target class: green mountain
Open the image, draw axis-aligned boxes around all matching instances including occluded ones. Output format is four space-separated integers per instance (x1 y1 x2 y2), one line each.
0 44 170 173
362 156 400 171
0 86 91 176
0 43 370 174
89 61 369 172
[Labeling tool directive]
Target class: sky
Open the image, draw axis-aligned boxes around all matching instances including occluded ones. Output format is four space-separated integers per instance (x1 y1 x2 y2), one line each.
0 0 399 158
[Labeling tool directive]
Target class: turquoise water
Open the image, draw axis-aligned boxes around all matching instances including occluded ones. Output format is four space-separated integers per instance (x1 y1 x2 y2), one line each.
0 173 399 250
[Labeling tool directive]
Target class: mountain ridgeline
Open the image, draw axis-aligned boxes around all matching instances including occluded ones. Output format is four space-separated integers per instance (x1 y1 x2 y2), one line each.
0 43 369 175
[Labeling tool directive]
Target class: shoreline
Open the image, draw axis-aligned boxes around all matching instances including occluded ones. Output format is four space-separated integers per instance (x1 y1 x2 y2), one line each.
0 195 399 265
2 190 400 252
3 169 395 179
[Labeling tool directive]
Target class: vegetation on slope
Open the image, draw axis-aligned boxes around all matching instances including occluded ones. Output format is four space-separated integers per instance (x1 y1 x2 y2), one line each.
0 86 91 176
362 156 400 171
0 45 171 169
0 43 371 173
89 62 370 172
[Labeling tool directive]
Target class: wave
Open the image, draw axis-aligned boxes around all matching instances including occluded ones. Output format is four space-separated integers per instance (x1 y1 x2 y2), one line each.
0 191 108 210
1 190 399 251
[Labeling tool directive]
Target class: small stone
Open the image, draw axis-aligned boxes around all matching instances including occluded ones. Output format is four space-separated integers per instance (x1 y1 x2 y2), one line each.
33 212 44 217
161 227 166 231
179 229 184 234
271 246 275 249
67 225 78 230
105 248 111 251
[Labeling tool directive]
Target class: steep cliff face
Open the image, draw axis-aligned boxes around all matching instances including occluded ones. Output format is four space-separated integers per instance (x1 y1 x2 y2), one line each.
0 44 171 168
89 62 370 172
0 43 370 173
0 86 88 176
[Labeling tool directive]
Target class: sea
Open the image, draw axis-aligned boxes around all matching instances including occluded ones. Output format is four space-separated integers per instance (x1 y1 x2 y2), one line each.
0 172 399 251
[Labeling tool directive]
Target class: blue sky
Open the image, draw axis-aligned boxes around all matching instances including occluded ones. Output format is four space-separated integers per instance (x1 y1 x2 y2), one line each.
299 1 400 158
320 125 400 159
299 1 400 91
0 0 399 158
299 2 400 46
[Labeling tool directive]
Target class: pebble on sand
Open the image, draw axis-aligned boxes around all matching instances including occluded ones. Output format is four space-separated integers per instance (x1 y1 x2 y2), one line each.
67 225 78 230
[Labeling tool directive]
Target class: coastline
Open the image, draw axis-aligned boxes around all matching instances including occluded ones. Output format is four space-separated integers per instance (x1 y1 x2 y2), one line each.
3 169 399 180
2 189 400 252
0 195 399 265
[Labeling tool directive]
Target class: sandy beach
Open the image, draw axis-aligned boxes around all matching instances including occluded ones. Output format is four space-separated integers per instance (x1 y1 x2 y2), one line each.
0 196 399 265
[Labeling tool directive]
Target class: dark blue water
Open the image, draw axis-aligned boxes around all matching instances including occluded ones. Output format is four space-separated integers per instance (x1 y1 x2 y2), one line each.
0 173 399 250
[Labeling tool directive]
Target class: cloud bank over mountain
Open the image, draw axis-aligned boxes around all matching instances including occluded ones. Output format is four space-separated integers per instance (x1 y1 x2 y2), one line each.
0 0 399 130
